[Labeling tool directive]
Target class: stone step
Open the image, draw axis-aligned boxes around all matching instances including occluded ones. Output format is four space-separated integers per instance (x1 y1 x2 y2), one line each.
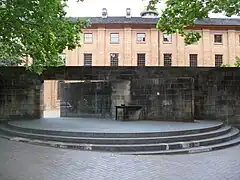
4 121 224 138
0 125 232 145
0 126 239 153
122 135 240 155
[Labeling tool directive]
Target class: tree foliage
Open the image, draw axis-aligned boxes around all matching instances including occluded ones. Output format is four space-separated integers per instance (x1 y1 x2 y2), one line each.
146 0 240 45
0 0 89 74
234 56 240 67
221 56 240 67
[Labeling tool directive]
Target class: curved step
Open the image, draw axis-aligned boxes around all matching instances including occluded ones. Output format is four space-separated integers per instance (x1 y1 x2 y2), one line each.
1 127 239 152
0 125 232 145
122 135 240 155
5 121 224 138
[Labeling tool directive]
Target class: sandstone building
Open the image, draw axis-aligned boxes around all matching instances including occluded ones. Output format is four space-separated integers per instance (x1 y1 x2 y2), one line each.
44 8 240 110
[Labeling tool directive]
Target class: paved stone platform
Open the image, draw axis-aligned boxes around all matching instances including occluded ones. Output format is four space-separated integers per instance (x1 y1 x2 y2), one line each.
8 118 222 133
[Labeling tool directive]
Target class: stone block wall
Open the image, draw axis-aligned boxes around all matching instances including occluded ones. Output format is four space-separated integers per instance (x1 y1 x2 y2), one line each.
0 71 43 121
60 81 112 118
3 67 240 125
195 69 240 125
130 77 194 121
59 77 194 122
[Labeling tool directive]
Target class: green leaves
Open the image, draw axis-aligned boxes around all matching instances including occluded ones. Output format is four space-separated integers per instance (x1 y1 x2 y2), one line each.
183 31 202 45
147 0 240 44
0 0 89 74
221 57 240 67
234 56 240 67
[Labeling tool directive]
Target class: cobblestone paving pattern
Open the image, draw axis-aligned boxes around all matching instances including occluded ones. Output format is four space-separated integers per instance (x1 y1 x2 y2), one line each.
0 138 240 180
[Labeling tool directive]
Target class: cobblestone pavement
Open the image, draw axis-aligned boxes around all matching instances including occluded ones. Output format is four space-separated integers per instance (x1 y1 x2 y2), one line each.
0 138 240 180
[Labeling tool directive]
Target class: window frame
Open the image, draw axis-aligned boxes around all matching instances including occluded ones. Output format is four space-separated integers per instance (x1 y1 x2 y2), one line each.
215 54 223 67
110 53 119 66
136 33 146 43
84 33 93 44
110 33 120 44
83 53 93 66
214 34 223 44
189 54 198 67
163 34 172 43
163 53 172 67
137 53 146 66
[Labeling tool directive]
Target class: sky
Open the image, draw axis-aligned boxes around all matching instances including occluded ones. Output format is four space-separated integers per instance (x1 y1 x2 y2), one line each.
66 0 153 17
65 0 239 18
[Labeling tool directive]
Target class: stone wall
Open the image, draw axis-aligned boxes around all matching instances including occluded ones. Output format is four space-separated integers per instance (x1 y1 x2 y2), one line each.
60 81 112 118
0 69 43 121
130 77 194 121
48 67 240 124
195 69 240 125
2 67 240 125
59 77 194 122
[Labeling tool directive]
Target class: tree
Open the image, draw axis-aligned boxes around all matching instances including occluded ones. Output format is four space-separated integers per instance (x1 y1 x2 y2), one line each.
146 0 240 45
0 0 89 74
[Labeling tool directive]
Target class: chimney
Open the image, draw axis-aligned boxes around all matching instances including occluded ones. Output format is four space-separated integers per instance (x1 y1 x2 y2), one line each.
126 8 131 18
102 8 108 18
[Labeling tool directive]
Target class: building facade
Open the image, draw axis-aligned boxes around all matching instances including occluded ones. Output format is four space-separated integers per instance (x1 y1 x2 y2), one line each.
44 9 240 110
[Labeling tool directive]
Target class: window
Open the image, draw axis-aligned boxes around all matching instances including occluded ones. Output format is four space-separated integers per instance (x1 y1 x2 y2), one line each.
84 53 92 66
136 33 146 42
110 53 119 66
84 33 93 43
214 34 223 43
163 34 172 43
164 54 172 66
215 54 223 67
110 33 119 43
60 53 66 65
137 53 146 66
189 54 198 67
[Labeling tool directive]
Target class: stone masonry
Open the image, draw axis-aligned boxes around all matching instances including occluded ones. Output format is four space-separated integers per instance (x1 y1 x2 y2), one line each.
1 67 240 125
0 68 43 121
